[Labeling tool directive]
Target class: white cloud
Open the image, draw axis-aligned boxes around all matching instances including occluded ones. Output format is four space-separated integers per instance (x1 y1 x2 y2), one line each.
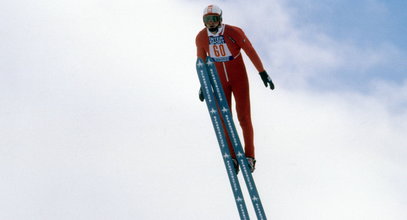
216 0 406 90
0 0 406 219
255 87 407 219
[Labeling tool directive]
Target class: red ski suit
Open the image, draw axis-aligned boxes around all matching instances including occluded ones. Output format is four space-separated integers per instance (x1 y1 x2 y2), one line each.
196 24 265 158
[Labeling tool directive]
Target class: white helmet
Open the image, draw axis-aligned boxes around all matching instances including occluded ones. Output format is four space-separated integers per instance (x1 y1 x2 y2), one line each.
203 5 222 16
203 5 223 22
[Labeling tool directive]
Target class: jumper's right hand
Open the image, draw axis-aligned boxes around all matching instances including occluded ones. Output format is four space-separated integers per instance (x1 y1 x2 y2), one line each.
199 88 205 102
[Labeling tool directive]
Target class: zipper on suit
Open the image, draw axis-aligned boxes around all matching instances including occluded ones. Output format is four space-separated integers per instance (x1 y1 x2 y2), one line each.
222 62 229 82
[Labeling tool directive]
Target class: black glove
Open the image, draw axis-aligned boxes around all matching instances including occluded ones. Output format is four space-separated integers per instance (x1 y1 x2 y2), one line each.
199 87 204 102
259 71 275 90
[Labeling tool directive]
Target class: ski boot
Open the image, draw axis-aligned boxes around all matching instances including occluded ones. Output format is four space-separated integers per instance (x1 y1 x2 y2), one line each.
247 157 256 173
232 158 240 174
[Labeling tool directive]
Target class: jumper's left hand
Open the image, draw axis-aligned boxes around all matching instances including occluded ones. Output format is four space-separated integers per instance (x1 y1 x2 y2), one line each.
259 71 275 90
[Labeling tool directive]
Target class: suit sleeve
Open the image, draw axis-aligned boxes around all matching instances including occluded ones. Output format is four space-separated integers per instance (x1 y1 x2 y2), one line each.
195 33 207 60
234 28 265 73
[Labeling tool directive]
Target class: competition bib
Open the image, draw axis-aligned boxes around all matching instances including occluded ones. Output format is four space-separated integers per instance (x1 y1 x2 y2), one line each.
208 35 233 62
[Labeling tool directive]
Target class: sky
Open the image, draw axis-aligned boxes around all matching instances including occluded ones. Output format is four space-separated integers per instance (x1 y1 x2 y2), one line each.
0 0 406 219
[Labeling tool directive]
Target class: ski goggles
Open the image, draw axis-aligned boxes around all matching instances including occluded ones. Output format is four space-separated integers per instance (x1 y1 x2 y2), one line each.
203 15 221 23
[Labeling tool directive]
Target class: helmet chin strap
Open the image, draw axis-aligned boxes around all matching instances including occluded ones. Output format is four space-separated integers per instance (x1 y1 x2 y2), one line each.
208 23 221 33
208 27 219 32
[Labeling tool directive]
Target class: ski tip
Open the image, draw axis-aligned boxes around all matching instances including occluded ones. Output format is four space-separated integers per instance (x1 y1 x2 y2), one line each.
196 57 204 64
196 58 205 69
205 56 215 63
196 57 215 68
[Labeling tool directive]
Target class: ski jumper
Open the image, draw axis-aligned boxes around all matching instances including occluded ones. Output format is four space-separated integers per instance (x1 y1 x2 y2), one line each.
196 24 265 159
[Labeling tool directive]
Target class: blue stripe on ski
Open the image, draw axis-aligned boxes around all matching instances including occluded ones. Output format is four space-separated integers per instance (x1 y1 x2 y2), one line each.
205 57 267 220
196 58 250 220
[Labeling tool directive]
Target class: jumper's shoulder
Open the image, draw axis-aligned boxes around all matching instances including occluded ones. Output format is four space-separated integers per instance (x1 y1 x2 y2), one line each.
224 24 246 40
224 24 244 34
195 28 207 45
196 28 207 40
